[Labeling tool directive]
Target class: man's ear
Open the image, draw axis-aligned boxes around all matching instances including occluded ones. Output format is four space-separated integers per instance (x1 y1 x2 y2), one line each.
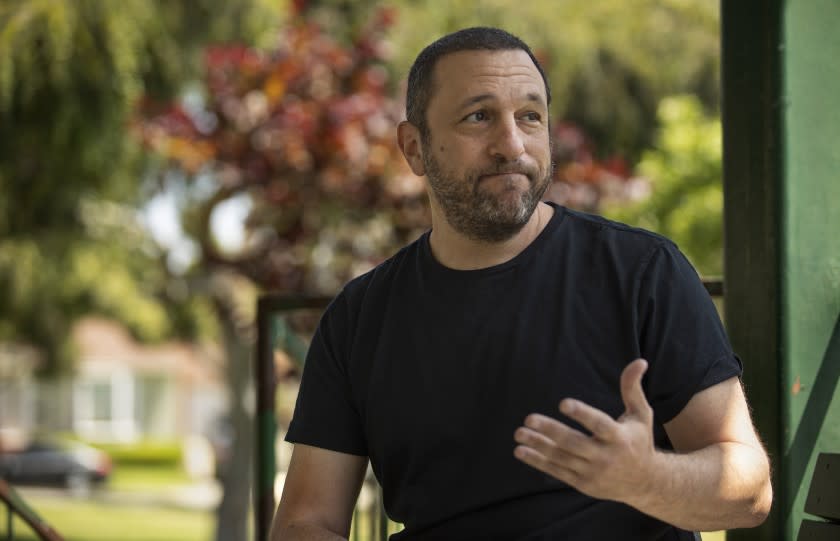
397 121 425 176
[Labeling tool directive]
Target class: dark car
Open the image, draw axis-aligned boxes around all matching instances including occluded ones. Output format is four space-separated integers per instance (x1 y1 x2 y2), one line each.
0 439 112 495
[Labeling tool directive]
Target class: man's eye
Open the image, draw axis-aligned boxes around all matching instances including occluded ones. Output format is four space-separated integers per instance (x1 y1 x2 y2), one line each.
464 111 488 122
522 112 542 122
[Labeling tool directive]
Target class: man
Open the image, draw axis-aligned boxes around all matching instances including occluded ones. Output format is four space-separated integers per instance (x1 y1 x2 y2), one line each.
271 27 772 540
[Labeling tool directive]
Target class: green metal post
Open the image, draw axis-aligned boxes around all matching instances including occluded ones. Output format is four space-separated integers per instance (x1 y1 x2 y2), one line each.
723 1 840 539
721 3 784 540
778 1 840 537
255 297 277 541
254 295 335 541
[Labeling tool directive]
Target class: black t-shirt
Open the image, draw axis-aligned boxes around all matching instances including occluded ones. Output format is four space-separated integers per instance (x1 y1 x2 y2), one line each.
287 203 741 540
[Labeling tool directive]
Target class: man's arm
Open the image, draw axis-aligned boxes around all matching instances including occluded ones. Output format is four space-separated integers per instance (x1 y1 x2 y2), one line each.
270 443 368 541
513 359 772 532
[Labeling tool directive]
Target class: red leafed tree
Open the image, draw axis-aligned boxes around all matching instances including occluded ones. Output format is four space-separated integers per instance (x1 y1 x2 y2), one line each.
137 9 424 541
139 8 426 296
547 121 646 213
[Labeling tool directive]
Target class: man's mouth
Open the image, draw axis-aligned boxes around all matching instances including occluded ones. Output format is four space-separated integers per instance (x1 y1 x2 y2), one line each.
478 171 531 183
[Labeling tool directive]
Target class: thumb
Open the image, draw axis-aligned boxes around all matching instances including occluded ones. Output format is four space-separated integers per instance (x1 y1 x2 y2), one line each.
620 358 651 419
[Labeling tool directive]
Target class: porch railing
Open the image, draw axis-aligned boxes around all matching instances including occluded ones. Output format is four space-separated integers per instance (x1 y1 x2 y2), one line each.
0 478 65 541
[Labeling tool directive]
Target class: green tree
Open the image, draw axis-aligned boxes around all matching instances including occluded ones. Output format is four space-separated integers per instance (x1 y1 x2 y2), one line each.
0 2 282 539
0 0 282 372
604 95 723 276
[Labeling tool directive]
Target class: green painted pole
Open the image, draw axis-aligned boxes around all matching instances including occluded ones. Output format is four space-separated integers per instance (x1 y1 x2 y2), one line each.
255 297 278 541
722 3 784 539
254 295 335 541
723 1 840 539
777 1 840 537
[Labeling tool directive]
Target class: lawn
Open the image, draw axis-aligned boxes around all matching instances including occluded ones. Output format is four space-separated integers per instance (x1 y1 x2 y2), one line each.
4 462 214 541
108 463 194 491
7 493 213 541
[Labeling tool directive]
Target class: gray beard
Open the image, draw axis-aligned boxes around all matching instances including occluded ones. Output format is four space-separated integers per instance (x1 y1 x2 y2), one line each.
422 148 552 243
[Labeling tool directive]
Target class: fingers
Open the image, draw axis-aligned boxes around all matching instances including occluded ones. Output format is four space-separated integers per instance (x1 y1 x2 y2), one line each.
513 417 592 481
513 444 580 485
515 414 599 459
620 358 652 420
559 399 619 442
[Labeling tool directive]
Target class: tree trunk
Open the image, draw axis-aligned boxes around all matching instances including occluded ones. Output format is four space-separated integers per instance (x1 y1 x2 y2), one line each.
213 295 254 541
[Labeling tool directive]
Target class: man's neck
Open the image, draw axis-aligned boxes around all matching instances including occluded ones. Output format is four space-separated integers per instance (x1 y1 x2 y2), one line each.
428 202 554 270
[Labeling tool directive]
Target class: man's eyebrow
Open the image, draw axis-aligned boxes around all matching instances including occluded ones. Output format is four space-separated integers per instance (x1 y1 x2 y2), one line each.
455 92 547 112
525 92 546 108
455 94 494 112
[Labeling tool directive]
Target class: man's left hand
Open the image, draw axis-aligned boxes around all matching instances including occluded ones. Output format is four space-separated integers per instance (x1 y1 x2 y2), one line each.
513 358 659 504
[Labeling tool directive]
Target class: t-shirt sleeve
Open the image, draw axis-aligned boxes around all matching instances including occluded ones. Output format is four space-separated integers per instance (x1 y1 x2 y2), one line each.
285 290 368 456
636 242 743 425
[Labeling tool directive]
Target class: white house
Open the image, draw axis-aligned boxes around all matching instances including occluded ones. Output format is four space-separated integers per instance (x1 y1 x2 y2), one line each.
0 317 227 448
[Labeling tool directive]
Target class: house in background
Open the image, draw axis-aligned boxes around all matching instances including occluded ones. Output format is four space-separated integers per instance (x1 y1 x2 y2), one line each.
68 317 227 443
1 317 227 448
0 343 40 450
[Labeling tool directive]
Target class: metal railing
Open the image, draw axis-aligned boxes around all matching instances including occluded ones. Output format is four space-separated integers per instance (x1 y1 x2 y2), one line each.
0 478 64 541
255 278 724 541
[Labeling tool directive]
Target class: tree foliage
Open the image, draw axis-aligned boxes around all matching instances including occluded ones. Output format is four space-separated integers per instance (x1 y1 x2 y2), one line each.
0 0 283 233
604 95 723 276
0 0 281 374
138 8 425 294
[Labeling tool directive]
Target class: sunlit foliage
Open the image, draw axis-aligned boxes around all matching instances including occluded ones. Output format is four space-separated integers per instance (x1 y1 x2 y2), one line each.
604 95 723 275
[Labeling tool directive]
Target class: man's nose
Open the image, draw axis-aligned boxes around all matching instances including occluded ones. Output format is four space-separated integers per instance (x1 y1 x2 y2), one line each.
488 117 525 162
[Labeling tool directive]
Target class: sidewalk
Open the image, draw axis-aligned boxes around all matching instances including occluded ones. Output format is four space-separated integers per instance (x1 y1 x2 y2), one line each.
17 478 222 511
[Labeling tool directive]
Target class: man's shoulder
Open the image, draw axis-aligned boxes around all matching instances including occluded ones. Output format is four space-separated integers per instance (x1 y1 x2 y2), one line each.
561 206 671 245
337 233 425 305
553 206 676 265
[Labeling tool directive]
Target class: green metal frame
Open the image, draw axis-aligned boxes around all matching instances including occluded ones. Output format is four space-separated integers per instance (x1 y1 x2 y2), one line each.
723 1 840 538
254 294 333 541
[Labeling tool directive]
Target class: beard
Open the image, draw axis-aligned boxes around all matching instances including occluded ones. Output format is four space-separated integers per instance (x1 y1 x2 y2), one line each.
422 141 553 243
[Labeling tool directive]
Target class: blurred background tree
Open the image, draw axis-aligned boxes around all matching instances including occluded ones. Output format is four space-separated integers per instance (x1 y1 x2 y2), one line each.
0 1 283 539
604 95 723 276
136 5 419 540
0 0 285 373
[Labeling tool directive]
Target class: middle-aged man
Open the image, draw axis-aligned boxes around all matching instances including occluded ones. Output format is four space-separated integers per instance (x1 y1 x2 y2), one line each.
271 27 772 540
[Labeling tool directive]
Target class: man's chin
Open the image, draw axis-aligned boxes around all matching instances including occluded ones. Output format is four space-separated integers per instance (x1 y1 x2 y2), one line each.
479 194 536 222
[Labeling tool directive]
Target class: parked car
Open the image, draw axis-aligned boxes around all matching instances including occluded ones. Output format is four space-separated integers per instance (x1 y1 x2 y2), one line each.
0 439 112 495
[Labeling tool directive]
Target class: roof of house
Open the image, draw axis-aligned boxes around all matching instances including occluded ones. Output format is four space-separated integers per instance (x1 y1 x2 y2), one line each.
71 317 224 386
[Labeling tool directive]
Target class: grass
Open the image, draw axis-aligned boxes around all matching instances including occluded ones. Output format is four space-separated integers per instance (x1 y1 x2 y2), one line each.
108 463 194 491
6 494 213 541
3 462 213 541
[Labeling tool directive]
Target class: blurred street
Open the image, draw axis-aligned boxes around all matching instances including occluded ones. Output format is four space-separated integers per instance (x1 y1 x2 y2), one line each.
15 479 222 511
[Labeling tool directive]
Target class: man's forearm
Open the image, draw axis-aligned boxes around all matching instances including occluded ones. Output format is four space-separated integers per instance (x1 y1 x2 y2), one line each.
271 523 347 541
629 442 772 532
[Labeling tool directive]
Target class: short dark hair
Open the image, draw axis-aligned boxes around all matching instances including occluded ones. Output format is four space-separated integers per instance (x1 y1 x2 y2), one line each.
405 27 551 137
